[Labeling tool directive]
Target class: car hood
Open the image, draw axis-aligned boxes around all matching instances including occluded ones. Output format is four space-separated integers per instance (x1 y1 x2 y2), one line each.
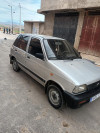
49 59 100 85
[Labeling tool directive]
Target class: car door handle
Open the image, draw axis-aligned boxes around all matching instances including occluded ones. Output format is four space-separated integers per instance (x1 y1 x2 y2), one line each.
15 49 17 52
27 56 30 59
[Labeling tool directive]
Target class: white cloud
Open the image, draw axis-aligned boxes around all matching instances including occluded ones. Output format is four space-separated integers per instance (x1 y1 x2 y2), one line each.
0 0 44 25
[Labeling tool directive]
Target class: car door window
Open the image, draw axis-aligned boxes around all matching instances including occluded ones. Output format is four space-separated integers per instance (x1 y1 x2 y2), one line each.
28 38 44 60
14 35 30 51
13 35 21 47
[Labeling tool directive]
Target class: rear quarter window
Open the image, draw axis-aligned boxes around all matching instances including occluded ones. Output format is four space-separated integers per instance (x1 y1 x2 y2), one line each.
13 35 21 47
14 35 30 51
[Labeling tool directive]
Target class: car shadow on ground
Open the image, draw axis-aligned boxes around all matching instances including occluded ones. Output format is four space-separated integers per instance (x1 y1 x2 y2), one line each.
13 66 100 113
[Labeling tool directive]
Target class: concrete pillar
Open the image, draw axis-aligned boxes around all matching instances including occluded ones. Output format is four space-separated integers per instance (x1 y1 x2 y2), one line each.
44 13 55 36
74 11 85 50
39 23 45 34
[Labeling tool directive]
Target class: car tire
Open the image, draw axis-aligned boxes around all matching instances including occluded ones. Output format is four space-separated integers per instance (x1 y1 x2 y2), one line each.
12 58 20 72
47 84 65 109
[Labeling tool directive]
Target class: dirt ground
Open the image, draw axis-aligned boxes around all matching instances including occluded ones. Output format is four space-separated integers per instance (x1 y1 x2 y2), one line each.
0 32 100 133
81 53 100 66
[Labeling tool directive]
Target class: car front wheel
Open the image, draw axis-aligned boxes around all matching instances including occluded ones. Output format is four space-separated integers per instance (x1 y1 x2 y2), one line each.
47 85 65 109
12 59 20 72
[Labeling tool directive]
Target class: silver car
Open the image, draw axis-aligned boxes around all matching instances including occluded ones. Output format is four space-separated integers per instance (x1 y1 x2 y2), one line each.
9 34 100 109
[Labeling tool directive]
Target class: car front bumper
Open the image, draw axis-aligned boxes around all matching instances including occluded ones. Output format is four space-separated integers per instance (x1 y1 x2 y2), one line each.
64 86 100 109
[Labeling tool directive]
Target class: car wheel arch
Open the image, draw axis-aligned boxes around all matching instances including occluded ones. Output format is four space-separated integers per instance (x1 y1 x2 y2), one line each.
10 56 15 64
45 80 64 94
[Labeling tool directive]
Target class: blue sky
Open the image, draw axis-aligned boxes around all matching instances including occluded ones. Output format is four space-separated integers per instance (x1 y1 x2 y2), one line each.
0 0 44 25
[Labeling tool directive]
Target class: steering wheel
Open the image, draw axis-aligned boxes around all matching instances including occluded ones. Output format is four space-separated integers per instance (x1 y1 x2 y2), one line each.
62 51 69 57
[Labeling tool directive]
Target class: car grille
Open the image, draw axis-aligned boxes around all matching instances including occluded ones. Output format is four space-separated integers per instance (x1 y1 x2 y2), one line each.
87 80 100 91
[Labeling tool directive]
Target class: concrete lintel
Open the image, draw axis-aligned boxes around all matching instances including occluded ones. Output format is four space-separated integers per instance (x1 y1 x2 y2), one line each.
37 8 78 14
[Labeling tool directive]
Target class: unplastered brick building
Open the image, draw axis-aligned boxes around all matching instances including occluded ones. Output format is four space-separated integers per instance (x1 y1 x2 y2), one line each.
24 21 44 35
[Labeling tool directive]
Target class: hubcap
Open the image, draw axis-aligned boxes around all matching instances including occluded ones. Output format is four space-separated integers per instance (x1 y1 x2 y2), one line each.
49 88 60 105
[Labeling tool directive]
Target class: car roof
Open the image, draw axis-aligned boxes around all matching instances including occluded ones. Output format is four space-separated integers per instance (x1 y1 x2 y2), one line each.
21 33 65 40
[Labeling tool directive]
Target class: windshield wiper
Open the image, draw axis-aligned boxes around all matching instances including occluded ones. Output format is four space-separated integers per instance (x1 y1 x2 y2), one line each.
48 57 57 60
66 56 80 60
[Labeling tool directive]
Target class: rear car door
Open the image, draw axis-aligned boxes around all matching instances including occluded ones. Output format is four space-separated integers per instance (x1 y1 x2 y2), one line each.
26 37 46 85
13 34 30 66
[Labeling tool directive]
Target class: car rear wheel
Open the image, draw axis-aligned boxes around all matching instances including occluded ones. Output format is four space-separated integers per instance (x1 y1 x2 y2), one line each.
12 59 20 72
47 85 65 109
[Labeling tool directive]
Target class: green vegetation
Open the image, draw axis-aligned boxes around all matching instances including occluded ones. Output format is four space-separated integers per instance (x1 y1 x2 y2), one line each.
14 29 24 34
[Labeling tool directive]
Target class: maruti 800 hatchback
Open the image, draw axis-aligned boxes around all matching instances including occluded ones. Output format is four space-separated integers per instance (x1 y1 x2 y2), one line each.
9 34 100 109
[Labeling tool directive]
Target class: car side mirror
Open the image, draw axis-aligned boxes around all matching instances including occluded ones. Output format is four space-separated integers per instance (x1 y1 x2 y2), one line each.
35 53 44 60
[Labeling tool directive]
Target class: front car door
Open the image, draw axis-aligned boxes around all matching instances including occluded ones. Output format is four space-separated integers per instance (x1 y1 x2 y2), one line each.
26 37 46 85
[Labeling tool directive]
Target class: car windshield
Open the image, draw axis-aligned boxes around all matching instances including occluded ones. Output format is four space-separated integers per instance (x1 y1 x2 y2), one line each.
44 39 81 60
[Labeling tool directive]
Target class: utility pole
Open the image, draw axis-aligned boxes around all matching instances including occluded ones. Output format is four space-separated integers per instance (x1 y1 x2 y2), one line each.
8 5 13 34
19 3 21 34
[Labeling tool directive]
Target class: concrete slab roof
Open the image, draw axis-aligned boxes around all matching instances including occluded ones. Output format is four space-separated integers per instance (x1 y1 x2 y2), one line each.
24 21 44 23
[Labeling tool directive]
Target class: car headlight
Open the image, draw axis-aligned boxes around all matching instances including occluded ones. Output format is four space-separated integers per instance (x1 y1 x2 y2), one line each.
73 85 87 94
